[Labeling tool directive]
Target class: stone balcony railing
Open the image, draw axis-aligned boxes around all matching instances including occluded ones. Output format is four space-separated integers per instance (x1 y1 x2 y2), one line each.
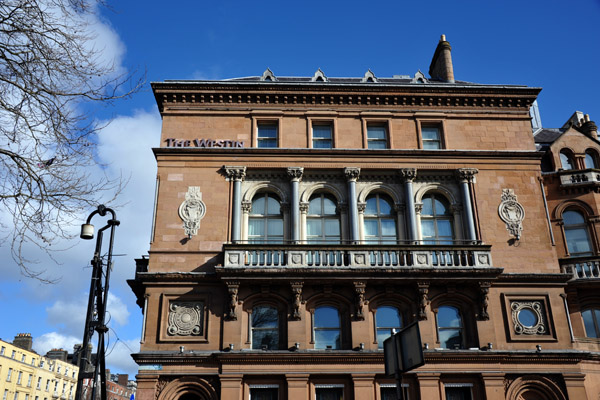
223 243 493 269
559 169 600 186
560 256 600 280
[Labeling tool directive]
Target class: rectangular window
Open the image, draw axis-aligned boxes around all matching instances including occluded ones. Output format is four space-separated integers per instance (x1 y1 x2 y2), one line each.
37 377 42 389
17 371 22 385
11 351 15 359
24 395 28 400
0 346 4 355
445 384 473 400
45 380 49 391
312 123 333 149
315 386 344 400
257 122 278 148
13 393 18 400
27 375 32 387
21 355 25 362
3 390 7 400
380 385 409 400
6 368 12 381
367 124 388 149
249 387 278 400
422 125 442 149
39 360 44 368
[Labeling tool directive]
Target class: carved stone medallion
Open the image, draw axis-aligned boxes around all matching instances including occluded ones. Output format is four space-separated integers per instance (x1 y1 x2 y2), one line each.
511 301 546 335
178 186 207 238
167 302 204 336
498 189 525 240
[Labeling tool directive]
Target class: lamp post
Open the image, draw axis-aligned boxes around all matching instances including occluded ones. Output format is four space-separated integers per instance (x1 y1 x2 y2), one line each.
74 205 119 400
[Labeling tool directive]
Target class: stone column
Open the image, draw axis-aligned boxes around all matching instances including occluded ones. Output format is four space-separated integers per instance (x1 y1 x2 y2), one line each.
345 167 361 244
456 168 478 243
224 166 246 243
417 373 442 400
563 373 589 399
219 374 243 400
400 168 418 243
299 202 309 242
481 373 505 400
286 374 310 400
287 167 304 243
352 374 375 400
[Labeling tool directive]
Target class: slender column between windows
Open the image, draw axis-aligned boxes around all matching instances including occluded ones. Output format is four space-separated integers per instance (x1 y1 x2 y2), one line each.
345 167 361 243
287 167 304 243
224 166 246 243
400 168 418 243
457 168 478 243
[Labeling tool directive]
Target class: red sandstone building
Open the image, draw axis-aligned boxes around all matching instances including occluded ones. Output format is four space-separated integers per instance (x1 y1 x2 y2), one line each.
129 36 600 399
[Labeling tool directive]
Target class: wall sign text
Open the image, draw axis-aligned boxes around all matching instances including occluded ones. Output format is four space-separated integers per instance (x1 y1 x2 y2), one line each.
165 138 245 148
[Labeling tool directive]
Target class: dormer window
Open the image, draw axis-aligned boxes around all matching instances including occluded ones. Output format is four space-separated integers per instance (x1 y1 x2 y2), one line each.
585 150 599 169
260 68 277 82
311 69 327 82
361 69 378 83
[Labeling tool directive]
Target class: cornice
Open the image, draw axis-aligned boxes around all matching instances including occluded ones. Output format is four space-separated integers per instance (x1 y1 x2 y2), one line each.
151 81 540 114
132 349 595 366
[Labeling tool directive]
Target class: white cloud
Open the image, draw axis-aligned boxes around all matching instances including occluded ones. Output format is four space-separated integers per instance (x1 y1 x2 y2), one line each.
34 332 81 355
107 293 131 327
106 338 140 376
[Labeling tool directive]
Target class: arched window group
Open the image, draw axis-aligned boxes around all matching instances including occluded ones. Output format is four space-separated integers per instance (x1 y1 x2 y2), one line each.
246 189 460 244
558 148 600 170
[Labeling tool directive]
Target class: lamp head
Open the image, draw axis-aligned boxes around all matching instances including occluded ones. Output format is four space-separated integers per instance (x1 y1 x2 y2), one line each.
80 224 94 240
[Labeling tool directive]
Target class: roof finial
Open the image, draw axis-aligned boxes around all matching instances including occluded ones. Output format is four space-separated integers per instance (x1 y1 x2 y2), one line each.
441 34 446 42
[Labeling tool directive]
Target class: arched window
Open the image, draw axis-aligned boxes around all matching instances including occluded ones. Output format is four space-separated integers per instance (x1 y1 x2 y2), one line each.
585 150 599 169
364 194 397 244
560 150 574 170
421 194 454 244
582 308 600 338
437 306 463 349
307 194 340 243
249 193 283 243
313 306 340 349
563 209 593 256
375 306 402 349
251 305 279 349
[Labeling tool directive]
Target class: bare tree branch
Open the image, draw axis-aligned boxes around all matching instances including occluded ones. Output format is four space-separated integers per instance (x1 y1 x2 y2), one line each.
0 0 144 281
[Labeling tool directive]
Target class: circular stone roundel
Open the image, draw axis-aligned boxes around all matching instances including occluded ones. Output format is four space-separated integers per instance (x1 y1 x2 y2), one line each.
168 302 202 336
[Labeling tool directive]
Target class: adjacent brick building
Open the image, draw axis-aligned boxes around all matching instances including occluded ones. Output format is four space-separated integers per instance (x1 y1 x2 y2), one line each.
128 36 600 399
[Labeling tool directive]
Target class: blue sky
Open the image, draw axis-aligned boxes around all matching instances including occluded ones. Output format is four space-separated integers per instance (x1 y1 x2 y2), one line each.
0 0 598 376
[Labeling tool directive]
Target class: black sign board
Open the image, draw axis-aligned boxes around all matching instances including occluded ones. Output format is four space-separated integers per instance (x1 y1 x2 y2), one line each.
383 321 425 375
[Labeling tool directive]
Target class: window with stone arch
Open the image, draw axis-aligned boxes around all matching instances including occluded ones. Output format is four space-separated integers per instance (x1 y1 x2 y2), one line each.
250 304 280 350
562 208 593 256
313 305 341 349
307 193 340 243
375 306 403 349
436 305 464 349
248 192 283 244
584 149 599 169
420 193 454 244
559 149 575 170
364 193 397 244
582 307 600 338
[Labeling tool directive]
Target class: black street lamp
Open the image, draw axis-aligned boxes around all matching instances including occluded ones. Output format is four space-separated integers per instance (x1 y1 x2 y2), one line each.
74 205 120 400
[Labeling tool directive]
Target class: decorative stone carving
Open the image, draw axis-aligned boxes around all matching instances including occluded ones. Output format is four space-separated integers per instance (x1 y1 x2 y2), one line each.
456 168 479 183
178 186 207 238
287 167 304 181
511 301 546 335
478 282 491 320
414 203 423 215
498 189 525 240
226 282 239 320
417 282 429 320
399 168 417 182
354 282 366 320
291 282 303 320
224 166 246 181
299 202 309 213
167 302 204 336
357 202 366 213
344 167 361 181
241 200 252 213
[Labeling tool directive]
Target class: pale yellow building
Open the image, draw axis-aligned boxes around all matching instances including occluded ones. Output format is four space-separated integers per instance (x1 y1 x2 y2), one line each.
0 335 78 400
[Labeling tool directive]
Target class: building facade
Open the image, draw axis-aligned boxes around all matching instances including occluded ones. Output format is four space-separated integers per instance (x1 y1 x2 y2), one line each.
129 36 600 399
0 335 79 400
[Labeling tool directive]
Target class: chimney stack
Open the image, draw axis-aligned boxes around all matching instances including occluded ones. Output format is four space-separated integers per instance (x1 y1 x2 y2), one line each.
13 333 33 352
429 34 455 83
581 114 599 139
